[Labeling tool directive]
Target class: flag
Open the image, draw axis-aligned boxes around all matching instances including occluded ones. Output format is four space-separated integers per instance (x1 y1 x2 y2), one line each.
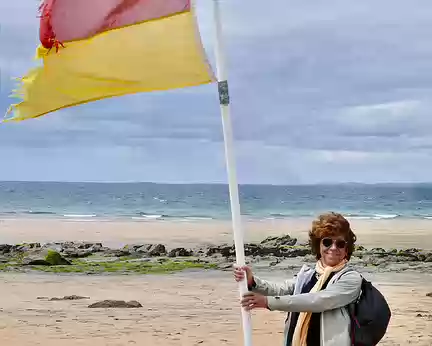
5 0 215 121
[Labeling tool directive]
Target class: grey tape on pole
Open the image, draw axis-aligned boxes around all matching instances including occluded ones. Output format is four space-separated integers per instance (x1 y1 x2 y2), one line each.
218 80 230 105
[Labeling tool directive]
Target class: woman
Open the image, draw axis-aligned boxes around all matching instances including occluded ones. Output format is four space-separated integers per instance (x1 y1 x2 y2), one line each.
234 212 362 346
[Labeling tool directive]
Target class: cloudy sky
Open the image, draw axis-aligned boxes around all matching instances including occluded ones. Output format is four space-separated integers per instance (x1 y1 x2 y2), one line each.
1 0 432 184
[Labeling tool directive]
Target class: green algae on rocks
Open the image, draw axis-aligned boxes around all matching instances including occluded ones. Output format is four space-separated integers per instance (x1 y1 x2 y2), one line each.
0 258 217 274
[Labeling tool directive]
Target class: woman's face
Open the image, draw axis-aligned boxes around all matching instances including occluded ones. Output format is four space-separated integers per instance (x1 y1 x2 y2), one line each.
320 236 347 267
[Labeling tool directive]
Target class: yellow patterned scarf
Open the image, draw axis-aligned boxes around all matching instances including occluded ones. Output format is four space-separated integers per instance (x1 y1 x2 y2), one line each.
291 259 347 346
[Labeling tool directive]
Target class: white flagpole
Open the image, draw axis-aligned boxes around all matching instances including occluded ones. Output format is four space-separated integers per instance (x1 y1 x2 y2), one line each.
211 1 253 345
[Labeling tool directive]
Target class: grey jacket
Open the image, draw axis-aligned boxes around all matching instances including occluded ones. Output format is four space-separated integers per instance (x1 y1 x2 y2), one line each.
252 265 362 346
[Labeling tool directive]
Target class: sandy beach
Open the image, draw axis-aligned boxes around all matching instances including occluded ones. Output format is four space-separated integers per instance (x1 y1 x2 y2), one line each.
0 218 431 345
1 217 432 249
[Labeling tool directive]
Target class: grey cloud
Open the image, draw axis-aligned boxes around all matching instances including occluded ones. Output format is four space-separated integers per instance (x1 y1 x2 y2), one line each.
1 0 432 183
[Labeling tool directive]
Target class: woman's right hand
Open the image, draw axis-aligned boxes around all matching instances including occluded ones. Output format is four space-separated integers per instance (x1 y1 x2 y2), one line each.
233 265 254 287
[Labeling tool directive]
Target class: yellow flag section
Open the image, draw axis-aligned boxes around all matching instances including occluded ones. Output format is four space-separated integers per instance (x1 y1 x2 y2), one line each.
6 11 215 121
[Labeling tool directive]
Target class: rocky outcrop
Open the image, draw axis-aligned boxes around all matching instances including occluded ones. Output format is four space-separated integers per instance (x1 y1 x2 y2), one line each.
0 234 431 274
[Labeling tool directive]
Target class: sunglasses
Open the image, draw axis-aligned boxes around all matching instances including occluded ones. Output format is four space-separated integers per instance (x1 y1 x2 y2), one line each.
321 237 347 249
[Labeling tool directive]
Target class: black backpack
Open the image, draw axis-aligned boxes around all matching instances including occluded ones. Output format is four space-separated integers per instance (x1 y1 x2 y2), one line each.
348 276 391 346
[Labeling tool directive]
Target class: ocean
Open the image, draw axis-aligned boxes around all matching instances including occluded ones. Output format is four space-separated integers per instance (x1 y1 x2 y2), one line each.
1 181 432 221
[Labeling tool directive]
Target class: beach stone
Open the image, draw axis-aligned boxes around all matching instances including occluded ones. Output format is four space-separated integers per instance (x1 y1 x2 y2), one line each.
260 235 297 247
426 292 432 298
168 248 193 257
88 300 142 308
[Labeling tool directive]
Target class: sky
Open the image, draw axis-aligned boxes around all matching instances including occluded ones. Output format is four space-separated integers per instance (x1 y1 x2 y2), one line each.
1 1 432 184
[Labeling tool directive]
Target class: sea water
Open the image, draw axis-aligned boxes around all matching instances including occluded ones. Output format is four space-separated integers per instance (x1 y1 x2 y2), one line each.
1 181 432 221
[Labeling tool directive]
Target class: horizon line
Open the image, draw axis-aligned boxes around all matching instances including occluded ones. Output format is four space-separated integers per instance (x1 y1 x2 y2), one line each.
1 180 432 186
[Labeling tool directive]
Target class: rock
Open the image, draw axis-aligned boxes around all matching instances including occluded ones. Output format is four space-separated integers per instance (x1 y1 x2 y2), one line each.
42 242 63 253
23 249 71 266
45 250 72 265
0 244 12 254
49 295 90 301
204 242 309 259
280 246 311 258
168 248 193 257
62 249 93 258
88 300 142 308
10 243 41 254
0 255 9 263
206 245 233 257
269 258 281 267
23 258 51 266
426 292 432 298
66 242 103 250
422 252 432 262
244 244 263 256
61 242 103 253
126 243 166 256
396 249 421 261
148 244 166 256
123 244 147 252
129 244 151 253
217 263 233 270
103 249 131 257
260 235 297 247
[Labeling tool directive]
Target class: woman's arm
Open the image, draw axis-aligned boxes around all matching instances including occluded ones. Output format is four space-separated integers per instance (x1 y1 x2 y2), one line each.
251 276 296 296
266 271 361 312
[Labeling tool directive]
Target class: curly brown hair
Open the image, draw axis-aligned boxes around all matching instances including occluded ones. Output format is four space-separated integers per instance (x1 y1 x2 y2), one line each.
308 212 357 260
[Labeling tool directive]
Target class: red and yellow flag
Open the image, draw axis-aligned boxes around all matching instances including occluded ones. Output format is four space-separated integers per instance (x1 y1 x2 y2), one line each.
6 0 215 121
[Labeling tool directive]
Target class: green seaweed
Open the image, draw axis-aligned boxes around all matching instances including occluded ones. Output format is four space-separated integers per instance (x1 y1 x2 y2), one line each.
45 250 71 265
0 258 217 275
